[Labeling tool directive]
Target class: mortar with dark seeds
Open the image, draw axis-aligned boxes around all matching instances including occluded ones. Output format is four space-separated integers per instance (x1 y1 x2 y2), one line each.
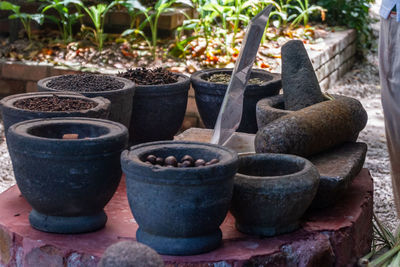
0 92 111 133
37 73 135 128
191 68 281 134
117 68 190 145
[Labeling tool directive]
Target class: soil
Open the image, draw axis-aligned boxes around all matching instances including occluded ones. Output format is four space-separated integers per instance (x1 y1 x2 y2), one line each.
14 95 98 112
118 68 178 86
206 73 265 85
46 74 124 92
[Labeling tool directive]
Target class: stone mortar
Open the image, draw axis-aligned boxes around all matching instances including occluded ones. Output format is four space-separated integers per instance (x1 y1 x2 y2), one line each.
0 92 111 134
121 141 238 256
231 153 319 236
6 117 128 234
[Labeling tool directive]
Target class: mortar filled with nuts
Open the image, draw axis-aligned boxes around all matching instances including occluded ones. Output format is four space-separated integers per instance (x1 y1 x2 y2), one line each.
121 141 238 255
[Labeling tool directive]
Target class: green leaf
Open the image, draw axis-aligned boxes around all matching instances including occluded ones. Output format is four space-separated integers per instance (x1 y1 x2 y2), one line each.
0 1 20 13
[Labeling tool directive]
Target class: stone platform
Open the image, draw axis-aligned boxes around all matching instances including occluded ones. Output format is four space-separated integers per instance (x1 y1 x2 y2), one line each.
0 169 372 266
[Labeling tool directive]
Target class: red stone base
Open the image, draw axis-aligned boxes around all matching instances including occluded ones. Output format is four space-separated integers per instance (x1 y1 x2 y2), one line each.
0 169 373 267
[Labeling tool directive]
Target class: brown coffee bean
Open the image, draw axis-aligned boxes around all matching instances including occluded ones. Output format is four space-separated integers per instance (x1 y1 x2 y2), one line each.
144 161 152 165
165 156 177 167
156 157 164 166
180 161 192 168
146 155 157 164
181 155 194 164
194 159 206 167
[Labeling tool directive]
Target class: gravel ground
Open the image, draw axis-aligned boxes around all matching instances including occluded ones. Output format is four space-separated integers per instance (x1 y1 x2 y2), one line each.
0 123 15 193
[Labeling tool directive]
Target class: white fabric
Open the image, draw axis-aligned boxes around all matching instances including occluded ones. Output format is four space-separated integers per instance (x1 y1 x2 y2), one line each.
380 0 400 21
379 16 400 215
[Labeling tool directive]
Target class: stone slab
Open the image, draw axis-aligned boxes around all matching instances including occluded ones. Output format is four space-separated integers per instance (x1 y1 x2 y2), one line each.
309 142 368 209
0 169 372 266
176 128 367 208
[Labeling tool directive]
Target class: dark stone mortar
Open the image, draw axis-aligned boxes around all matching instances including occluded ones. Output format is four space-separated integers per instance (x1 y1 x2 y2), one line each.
231 153 319 236
99 241 164 267
256 94 291 128
37 75 135 129
0 92 110 134
129 74 190 145
281 40 325 111
255 96 368 157
121 141 238 255
191 68 281 133
6 117 128 234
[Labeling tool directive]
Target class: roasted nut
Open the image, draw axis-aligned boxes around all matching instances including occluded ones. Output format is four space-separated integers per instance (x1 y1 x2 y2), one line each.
181 155 194 164
206 158 219 166
146 155 157 164
180 161 192 168
194 159 206 167
156 157 164 166
165 156 178 167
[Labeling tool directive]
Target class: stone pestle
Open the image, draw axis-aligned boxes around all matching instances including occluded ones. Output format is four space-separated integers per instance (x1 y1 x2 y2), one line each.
254 97 368 157
281 40 325 111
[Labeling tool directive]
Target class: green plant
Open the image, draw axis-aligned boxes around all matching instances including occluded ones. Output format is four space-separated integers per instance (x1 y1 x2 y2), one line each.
0 1 45 41
169 0 214 57
119 0 152 51
39 0 84 43
142 0 193 59
359 214 400 266
289 0 325 27
311 0 374 51
76 1 118 50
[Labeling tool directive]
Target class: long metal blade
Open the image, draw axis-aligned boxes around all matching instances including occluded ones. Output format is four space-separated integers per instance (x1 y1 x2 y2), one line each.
210 5 272 145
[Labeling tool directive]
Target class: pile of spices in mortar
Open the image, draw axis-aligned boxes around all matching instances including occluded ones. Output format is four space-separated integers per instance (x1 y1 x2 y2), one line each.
118 67 178 85
47 73 124 92
206 73 265 85
143 154 219 168
14 95 98 112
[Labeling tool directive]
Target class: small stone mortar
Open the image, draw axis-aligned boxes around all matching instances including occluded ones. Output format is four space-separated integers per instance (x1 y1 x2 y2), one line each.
231 153 319 236
38 74 135 129
191 68 281 133
6 117 128 234
121 141 238 256
0 92 111 134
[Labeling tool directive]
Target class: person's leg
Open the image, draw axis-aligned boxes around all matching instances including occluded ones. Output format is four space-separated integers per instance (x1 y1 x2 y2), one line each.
380 16 400 215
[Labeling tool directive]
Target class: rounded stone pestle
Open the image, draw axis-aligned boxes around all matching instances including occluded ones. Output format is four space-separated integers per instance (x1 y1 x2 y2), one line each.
254 97 368 157
98 241 164 267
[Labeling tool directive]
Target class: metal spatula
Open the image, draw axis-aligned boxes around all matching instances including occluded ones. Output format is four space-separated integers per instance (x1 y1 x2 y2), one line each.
210 5 272 145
